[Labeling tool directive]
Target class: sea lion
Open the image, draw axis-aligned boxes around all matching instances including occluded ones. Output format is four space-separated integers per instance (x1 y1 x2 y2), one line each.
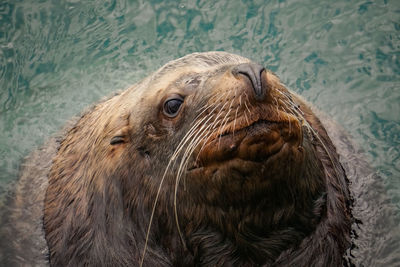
3 52 352 266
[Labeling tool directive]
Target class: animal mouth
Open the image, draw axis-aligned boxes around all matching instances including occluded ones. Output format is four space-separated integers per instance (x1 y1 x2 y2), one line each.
192 117 301 168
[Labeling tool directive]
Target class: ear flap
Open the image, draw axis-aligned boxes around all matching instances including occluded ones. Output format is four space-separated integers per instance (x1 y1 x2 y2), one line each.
110 126 130 145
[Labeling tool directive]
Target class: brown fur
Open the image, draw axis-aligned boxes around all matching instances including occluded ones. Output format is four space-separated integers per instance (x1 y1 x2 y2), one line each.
42 52 352 266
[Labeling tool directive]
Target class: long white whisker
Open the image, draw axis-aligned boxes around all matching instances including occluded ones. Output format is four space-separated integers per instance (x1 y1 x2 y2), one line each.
276 89 304 115
291 108 342 182
171 99 227 160
195 92 226 113
232 105 240 137
140 96 227 266
194 117 225 163
172 102 229 240
217 97 235 148
243 93 250 111
244 111 250 126
140 158 173 267
173 122 214 249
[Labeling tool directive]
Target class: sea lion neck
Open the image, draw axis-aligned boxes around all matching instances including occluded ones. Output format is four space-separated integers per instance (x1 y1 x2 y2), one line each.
171 169 327 265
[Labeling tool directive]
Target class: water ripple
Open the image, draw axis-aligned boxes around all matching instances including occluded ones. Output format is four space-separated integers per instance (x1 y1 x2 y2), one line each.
0 0 399 264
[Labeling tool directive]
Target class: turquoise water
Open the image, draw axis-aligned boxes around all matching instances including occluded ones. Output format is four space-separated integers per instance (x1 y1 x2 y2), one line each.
0 0 399 264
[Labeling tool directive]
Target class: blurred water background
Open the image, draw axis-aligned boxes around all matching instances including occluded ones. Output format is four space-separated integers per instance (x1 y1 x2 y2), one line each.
0 0 399 265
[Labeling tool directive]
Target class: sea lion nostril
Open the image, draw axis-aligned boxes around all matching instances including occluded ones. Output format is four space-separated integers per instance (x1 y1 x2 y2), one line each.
232 63 266 101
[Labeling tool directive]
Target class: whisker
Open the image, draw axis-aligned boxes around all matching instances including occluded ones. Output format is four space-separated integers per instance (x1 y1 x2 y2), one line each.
173 123 214 248
290 108 342 183
140 98 227 266
276 89 304 115
171 100 227 160
275 92 342 185
244 111 250 126
243 93 250 109
171 113 217 160
194 119 223 163
209 100 230 138
172 112 224 237
232 105 240 138
195 92 227 114
140 158 174 267
159 93 232 260
217 97 235 148
280 99 299 121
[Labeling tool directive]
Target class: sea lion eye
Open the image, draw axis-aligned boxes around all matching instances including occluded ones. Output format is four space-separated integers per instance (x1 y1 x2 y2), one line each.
163 96 184 117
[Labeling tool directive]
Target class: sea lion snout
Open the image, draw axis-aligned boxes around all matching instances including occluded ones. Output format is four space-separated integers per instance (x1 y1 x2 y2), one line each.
231 62 267 101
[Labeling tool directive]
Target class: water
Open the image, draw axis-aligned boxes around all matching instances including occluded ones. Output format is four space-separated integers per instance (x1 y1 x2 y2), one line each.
0 0 399 265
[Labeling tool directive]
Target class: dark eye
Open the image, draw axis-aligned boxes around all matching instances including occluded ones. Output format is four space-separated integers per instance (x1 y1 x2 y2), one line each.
163 96 184 117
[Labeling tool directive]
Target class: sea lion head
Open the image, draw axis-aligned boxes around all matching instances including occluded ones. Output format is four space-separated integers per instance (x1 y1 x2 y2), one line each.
119 52 324 204
45 52 333 265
